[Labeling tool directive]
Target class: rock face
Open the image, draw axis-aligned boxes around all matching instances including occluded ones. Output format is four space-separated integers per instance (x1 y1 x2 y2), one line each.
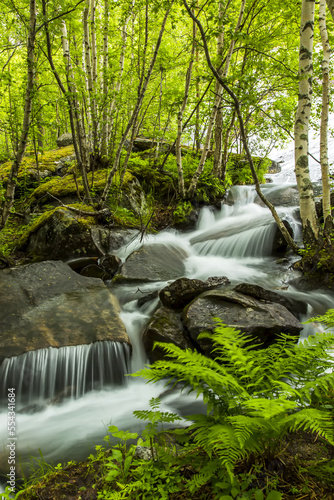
56 133 73 148
23 208 134 261
117 243 189 282
159 276 230 309
183 290 303 356
0 261 130 363
142 279 303 361
234 283 308 318
272 220 294 255
143 307 193 363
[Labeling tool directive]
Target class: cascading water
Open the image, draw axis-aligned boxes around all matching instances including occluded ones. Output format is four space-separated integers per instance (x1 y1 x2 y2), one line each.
1 154 334 493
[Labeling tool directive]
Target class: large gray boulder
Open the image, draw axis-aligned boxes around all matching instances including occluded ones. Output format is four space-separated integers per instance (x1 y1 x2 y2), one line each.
56 133 73 148
143 307 193 363
0 261 130 363
20 208 134 261
159 276 230 309
116 243 188 283
182 289 303 357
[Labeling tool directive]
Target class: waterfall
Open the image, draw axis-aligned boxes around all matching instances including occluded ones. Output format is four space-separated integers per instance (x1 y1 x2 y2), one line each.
0 342 130 408
1 162 334 481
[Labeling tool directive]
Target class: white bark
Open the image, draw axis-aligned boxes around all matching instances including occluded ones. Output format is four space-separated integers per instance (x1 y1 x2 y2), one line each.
101 0 109 157
1 0 36 228
294 0 319 242
319 0 332 229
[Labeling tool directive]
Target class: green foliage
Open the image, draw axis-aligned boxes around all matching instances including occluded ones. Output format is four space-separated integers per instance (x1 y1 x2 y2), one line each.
226 154 270 185
172 200 193 224
135 319 334 479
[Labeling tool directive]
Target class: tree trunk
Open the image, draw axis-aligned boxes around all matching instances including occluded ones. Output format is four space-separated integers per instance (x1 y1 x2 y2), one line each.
99 1 174 208
0 0 36 229
182 0 301 255
176 20 196 199
294 0 319 244
101 0 109 157
187 0 246 198
61 20 92 203
319 0 333 233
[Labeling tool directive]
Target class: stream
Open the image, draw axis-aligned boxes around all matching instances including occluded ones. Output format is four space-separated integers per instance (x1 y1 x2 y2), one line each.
1 153 334 493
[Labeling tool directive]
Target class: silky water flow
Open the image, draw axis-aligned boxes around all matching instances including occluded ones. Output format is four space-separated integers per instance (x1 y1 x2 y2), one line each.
1 166 334 487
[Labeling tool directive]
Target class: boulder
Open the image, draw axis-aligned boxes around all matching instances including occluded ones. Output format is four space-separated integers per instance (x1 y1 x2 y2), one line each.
267 160 281 174
263 185 300 207
182 289 303 357
21 208 134 261
142 307 193 362
0 261 130 363
233 283 308 318
56 133 73 148
159 276 230 309
116 243 188 283
272 220 294 255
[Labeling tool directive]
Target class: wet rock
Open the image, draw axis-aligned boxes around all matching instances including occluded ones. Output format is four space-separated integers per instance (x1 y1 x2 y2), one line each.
268 160 281 174
0 260 130 363
21 208 134 261
56 133 73 148
272 220 294 255
116 243 188 283
80 264 105 279
159 276 230 309
264 185 299 207
99 254 121 277
183 289 303 357
137 290 159 307
142 307 193 363
234 283 308 318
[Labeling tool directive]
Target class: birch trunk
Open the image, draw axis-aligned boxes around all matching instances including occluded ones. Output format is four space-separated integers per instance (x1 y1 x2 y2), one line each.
294 0 319 243
187 0 246 198
101 0 109 157
319 0 333 232
1 0 36 229
61 21 92 203
176 20 196 199
99 1 173 207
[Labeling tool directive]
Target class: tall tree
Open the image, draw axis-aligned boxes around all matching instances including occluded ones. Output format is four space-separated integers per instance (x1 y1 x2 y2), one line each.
294 0 319 244
0 0 37 229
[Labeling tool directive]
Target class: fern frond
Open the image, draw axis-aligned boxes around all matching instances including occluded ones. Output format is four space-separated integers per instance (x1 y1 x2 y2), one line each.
283 408 334 444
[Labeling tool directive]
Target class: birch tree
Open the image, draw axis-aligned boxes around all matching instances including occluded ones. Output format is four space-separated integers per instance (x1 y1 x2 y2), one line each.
294 0 319 244
0 0 36 229
319 0 333 234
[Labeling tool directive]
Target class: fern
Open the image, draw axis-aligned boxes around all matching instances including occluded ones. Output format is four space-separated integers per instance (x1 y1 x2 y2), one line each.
134 315 334 477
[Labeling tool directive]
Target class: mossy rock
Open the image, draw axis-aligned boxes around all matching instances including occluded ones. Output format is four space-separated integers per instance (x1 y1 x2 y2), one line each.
0 146 75 198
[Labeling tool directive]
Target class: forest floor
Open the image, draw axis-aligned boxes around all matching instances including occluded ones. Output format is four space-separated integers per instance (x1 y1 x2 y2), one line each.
13 430 334 500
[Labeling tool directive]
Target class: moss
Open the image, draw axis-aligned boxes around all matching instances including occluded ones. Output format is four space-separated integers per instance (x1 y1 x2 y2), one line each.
16 203 98 249
29 169 134 203
0 146 75 182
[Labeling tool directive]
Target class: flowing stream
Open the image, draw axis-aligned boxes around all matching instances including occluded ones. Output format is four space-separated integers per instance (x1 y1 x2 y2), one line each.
1 159 334 492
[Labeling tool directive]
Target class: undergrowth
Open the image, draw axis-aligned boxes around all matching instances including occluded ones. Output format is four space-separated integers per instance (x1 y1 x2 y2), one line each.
8 310 334 500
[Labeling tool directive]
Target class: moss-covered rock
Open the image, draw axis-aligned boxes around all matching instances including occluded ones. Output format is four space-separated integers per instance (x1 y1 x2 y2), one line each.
0 146 75 198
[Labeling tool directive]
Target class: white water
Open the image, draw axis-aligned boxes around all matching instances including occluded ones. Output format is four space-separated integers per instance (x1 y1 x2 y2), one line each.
1 144 334 492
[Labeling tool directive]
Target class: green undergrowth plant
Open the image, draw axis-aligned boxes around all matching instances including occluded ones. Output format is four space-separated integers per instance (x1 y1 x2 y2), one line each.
135 319 334 481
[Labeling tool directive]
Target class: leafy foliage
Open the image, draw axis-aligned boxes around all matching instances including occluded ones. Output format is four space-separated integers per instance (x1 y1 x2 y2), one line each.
135 320 334 479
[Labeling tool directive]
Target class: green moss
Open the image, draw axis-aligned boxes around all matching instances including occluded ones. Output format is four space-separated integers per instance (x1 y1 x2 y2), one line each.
29 169 134 203
0 146 75 181
16 203 98 248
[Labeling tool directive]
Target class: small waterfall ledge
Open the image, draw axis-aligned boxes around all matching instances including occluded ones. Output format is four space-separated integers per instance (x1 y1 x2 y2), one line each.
0 341 130 409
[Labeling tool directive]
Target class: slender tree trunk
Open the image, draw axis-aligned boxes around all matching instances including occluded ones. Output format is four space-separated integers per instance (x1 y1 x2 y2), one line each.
176 21 196 199
61 21 92 203
99 1 174 207
187 0 246 198
319 0 333 233
0 0 36 229
183 0 301 254
294 0 319 244
101 0 109 157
